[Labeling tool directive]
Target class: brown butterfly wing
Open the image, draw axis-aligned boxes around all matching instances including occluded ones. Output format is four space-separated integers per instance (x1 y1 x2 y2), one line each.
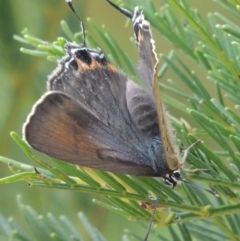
132 8 180 170
24 91 157 176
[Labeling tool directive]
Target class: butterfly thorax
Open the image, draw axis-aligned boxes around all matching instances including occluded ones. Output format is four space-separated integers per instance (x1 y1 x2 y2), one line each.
144 137 168 175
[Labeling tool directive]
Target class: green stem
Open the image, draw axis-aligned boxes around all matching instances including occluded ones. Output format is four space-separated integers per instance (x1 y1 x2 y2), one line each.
173 201 240 224
30 180 204 212
188 174 240 190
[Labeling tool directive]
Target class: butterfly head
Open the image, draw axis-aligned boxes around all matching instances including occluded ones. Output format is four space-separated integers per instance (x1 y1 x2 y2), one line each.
163 170 181 188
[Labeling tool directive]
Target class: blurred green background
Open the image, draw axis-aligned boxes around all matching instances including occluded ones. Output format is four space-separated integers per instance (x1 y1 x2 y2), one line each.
0 0 231 240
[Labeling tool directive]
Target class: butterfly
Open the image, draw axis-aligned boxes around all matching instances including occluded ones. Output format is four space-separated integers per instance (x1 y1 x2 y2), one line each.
23 0 188 189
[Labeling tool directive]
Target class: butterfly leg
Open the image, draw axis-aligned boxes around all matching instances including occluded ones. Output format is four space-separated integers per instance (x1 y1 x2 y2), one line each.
180 139 209 173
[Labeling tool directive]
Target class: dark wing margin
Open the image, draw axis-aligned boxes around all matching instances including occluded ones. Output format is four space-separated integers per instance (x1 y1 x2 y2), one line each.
23 91 157 176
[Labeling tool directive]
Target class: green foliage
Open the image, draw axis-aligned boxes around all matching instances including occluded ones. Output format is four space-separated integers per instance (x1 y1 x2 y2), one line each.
0 195 108 241
1 0 240 240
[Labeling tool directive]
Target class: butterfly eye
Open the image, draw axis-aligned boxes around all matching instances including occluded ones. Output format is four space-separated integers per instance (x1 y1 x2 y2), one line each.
163 175 178 188
172 171 181 180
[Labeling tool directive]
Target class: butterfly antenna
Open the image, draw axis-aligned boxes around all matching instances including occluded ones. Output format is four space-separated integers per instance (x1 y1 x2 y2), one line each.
65 0 86 46
143 184 165 241
105 0 133 19
181 179 219 197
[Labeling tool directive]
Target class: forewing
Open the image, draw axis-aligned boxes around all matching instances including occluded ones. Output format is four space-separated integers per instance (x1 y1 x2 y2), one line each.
131 7 180 170
125 8 161 140
23 92 156 176
132 7 158 97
